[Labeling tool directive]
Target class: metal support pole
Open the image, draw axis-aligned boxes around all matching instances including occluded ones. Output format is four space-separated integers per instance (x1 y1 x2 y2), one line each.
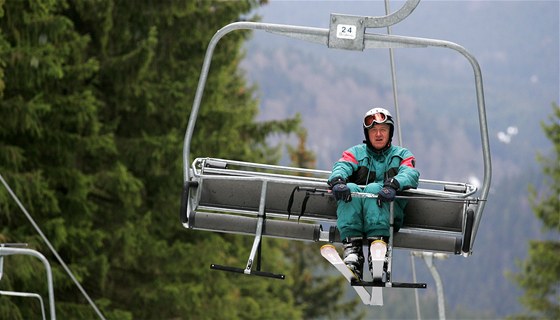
384 0 404 147
423 253 447 320
387 202 394 282
245 180 268 274
410 252 422 320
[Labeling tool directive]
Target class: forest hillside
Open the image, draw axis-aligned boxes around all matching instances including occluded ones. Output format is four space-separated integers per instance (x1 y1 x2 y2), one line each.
240 1 559 317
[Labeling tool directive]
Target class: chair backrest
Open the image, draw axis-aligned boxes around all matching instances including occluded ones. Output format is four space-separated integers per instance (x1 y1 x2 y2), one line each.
196 174 466 231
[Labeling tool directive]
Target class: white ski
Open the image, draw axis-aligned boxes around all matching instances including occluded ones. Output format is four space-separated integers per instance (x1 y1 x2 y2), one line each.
320 244 372 305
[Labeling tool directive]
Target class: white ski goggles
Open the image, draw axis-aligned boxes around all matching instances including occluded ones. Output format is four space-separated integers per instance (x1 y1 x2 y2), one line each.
363 112 390 128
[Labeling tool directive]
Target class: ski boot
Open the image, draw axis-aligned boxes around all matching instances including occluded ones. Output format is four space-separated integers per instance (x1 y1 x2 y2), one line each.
342 238 364 279
368 237 388 281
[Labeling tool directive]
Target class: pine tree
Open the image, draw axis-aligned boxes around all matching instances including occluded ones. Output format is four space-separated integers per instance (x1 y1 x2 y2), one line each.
66 1 302 318
1 0 351 319
0 1 130 318
288 127 317 170
510 102 560 319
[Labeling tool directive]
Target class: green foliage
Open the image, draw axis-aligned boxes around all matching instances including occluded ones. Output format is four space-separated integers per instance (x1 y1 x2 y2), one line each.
288 127 317 170
530 103 560 233
510 102 560 319
0 0 355 319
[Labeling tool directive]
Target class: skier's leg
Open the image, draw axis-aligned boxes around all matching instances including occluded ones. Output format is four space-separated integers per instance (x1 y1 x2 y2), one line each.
336 183 365 278
362 183 390 238
361 183 390 278
336 183 364 240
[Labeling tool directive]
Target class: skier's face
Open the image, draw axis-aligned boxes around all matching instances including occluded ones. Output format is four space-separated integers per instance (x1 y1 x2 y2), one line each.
368 124 390 150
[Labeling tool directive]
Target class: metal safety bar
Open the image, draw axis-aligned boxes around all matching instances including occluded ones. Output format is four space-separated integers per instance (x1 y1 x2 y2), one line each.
192 157 478 198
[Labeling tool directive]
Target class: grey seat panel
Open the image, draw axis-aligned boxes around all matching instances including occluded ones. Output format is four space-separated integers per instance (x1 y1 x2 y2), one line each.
196 177 465 231
187 159 472 254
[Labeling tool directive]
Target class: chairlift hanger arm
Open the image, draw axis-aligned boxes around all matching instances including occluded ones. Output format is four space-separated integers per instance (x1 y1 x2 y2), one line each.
324 0 422 30
184 21 489 181
365 0 421 28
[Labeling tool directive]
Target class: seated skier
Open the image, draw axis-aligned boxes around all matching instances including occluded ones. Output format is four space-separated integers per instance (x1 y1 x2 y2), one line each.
328 107 420 279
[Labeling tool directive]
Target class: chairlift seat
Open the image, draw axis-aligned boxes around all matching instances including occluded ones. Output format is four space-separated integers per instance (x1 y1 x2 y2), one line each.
182 157 478 255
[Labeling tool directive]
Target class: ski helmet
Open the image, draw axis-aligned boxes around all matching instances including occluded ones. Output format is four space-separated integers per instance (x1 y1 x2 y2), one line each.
363 107 395 150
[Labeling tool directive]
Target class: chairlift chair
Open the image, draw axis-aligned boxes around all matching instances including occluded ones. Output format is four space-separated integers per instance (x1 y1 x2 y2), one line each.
179 0 491 304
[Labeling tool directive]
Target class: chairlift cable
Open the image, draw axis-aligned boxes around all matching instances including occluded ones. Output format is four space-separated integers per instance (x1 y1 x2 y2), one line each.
0 173 107 320
385 0 404 147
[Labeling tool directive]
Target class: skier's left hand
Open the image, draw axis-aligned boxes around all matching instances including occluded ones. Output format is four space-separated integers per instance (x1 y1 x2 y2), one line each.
377 178 400 207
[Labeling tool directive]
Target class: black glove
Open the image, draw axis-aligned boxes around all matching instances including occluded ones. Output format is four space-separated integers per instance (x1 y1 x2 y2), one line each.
329 177 352 203
377 178 400 207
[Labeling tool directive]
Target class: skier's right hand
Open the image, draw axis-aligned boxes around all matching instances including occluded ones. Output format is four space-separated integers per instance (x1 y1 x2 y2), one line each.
332 183 351 202
327 177 352 202
329 177 352 203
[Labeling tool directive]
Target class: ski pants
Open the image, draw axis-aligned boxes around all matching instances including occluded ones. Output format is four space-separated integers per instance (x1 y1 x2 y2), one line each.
336 182 407 240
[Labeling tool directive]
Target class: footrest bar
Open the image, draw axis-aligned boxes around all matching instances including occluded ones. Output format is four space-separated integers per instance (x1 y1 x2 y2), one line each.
351 279 427 288
210 264 285 280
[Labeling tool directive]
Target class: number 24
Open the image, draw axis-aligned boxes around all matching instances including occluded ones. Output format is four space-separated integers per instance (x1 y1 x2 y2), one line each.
341 26 353 34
